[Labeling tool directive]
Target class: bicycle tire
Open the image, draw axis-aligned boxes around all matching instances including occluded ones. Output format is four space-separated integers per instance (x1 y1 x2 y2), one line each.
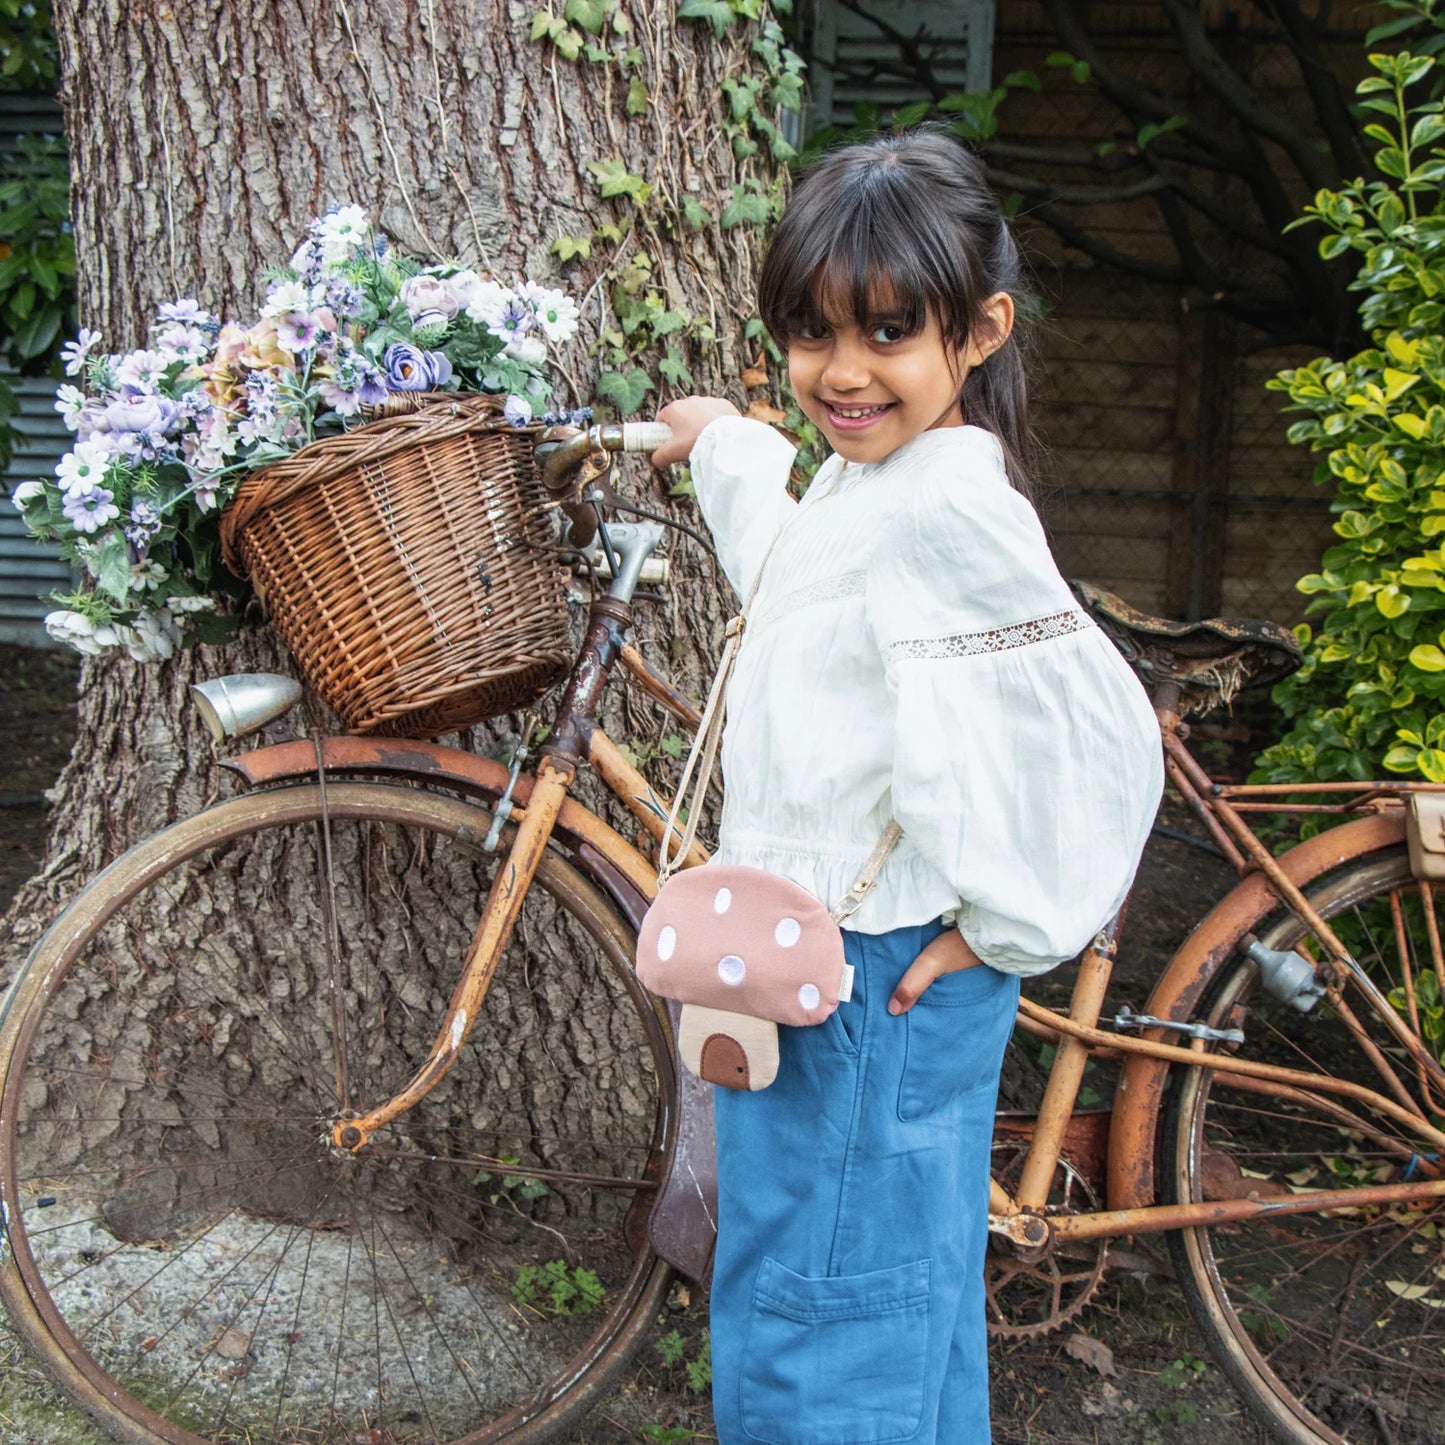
0 781 676 1445
1162 846 1445 1445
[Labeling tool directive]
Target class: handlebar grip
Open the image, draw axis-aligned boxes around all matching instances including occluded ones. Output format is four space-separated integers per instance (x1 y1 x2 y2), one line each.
620 422 673 454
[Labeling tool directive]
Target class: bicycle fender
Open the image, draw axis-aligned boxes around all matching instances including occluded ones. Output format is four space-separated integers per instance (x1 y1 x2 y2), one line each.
1107 809 1406 1214
223 736 660 898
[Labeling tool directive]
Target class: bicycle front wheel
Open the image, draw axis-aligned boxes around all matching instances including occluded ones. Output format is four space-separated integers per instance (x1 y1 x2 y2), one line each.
0 782 675 1445
1163 847 1445 1445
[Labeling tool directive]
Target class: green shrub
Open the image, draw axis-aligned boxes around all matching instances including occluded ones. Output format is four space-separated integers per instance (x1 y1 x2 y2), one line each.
1259 46 1445 784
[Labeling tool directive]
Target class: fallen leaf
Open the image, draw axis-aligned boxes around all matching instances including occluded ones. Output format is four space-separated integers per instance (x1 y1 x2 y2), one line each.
212 1327 251 1360
740 353 769 389
1384 1279 1445 1308
746 400 786 424
1065 1331 1117 1378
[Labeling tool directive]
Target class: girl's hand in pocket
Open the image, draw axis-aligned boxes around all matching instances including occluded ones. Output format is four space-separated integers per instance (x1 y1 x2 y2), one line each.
888 928 985 1015
651 397 740 467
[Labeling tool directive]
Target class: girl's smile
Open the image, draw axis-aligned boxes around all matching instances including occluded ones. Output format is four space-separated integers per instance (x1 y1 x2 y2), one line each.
788 292 1012 464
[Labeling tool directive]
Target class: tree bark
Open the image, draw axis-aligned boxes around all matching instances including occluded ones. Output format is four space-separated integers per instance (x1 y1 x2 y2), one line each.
5 0 778 969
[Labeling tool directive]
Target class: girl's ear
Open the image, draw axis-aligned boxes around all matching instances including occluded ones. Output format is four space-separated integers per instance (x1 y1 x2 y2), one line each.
964 292 1015 367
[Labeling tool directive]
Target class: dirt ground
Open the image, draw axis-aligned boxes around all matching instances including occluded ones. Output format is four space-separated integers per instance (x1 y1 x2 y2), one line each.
0 642 1272 1445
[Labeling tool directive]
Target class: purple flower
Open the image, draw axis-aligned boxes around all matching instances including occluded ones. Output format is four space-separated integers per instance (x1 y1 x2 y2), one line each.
325 278 364 317
276 310 332 353
382 343 453 392
62 484 120 535
399 274 461 329
503 394 532 428
126 500 162 546
60 327 103 377
105 390 179 435
158 298 215 328
494 298 534 338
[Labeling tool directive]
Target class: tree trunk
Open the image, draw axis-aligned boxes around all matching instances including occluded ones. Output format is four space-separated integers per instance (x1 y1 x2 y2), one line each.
5 0 780 968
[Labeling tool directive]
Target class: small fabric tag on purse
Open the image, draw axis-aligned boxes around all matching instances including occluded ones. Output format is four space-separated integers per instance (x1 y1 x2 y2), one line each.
839 963 854 1003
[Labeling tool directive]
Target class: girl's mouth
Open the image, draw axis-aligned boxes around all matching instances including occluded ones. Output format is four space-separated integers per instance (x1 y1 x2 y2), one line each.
821 400 896 431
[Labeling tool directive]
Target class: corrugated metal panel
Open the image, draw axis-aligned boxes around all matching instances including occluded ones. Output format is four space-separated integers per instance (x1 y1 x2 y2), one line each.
2 375 74 645
811 0 996 127
0 92 63 142
2 91 71 642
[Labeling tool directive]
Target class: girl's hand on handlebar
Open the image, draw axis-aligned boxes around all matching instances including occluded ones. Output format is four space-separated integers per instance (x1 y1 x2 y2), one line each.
651 397 740 467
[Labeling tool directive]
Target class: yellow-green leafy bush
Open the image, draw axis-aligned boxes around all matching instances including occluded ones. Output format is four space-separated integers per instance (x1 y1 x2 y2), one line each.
1258 49 1445 784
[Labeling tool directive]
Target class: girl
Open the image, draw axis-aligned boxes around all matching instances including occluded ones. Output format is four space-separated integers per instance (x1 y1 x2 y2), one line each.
651 127 1162 1445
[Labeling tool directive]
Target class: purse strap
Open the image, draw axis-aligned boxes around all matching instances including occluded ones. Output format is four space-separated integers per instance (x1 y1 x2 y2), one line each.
657 472 902 912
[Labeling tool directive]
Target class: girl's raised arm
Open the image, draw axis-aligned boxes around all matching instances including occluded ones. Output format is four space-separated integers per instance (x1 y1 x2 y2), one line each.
658 402 799 601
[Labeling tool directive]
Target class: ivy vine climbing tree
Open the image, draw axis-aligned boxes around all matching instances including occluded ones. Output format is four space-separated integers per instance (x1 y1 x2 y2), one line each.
4 0 795 1031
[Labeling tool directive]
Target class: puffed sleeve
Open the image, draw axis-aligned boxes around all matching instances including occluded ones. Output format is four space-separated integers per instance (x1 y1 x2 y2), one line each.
690 415 798 598
864 431 1163 975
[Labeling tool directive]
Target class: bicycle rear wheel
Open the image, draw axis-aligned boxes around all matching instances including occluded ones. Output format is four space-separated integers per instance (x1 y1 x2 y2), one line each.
0 782 675 1445
1163 847 1445 1445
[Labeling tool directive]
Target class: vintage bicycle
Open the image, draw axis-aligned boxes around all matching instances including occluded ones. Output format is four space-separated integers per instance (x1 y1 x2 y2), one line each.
0 420 1440 1445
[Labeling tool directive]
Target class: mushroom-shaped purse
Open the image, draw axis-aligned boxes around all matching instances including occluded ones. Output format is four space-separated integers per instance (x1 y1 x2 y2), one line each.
638 848 896 1089
636 541 901 1091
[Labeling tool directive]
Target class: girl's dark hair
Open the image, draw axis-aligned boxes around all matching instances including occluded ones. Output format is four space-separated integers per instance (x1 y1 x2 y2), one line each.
758 125 1038 499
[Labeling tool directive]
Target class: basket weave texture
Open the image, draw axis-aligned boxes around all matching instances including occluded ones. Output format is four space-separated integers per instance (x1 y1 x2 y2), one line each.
219 394 571 737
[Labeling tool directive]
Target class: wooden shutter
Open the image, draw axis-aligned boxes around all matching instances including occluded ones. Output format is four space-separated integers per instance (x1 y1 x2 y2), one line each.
809 0 997 127
2 92 73 644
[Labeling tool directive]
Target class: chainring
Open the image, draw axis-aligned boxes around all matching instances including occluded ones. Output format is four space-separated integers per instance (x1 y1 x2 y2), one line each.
985 1140 1109 1340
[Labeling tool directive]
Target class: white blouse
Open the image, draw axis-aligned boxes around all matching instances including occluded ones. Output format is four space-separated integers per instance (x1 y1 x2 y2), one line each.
689 415 1164 977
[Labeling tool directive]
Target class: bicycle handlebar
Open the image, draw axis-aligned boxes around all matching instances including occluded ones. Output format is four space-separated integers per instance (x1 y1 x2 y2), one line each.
536 421 673 496
616 421 673 454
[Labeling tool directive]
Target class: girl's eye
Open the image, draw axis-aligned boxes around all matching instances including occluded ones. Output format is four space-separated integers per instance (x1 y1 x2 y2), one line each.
871 323 909 344
795 323 831 342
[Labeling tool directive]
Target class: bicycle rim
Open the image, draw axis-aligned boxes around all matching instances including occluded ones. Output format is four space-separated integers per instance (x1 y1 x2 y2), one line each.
0 782 675 1445
1164 848 1445 1445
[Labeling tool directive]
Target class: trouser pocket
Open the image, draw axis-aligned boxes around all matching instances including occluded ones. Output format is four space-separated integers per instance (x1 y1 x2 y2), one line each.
740 1256 930 1444
897 963 1018 1122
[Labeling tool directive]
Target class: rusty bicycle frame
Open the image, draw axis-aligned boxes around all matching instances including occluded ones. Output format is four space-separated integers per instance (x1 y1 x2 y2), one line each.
222 426 1445 1282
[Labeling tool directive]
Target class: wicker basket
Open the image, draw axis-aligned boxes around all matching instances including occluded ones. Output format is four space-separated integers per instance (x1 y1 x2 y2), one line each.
219 394 572 737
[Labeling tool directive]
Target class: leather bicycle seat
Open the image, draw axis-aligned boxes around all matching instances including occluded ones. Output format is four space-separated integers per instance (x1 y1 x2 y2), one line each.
1070 580 1303 717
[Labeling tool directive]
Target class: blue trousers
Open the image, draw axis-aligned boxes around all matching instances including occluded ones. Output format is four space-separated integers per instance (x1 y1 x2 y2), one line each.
710 919 1020 1445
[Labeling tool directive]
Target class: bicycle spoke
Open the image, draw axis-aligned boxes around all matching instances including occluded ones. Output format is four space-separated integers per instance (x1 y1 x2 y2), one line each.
0 785 672 1443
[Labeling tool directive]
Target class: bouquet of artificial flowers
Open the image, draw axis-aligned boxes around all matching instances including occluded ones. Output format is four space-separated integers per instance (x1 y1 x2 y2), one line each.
10 206 583 661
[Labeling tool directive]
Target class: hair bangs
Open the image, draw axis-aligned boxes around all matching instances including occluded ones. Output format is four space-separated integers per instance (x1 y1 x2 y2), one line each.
760 162 972 344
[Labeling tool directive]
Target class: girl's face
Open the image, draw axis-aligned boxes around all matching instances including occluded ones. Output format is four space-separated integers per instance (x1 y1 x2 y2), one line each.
786 287 1013 465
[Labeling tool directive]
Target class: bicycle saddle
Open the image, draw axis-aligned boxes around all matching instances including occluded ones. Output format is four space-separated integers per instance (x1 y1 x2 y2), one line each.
1069 579 1303 717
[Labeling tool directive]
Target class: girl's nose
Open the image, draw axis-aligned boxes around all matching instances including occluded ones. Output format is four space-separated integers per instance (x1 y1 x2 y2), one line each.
819 336 870 391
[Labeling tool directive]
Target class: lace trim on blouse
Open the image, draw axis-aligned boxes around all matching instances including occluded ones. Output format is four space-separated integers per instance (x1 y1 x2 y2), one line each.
753 569 866 633
882 608 1094 663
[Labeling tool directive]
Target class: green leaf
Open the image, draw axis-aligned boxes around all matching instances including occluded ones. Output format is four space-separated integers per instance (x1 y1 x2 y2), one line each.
658 345 694 388
1419 748 1445 782
94 534 131 605
531 10 564 40
564 0 609 35
681 195 713 230
721 185 770 228
626 74 649 115
595 367 654 416
1412 644 1445 671
550 234 591 261
676 0 734 41
554 25 583 60
586 156 652 205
